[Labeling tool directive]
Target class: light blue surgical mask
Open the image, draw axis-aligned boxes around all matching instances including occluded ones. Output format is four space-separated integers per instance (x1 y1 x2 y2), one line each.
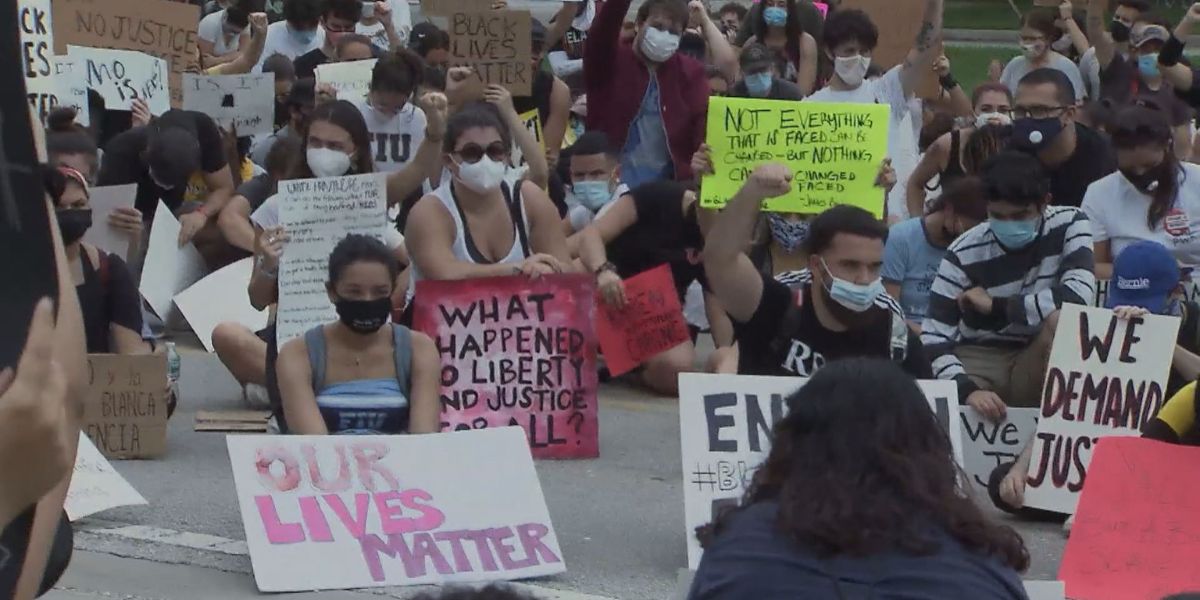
745 72 773 97
289 23 318 45
820 257 884 313
1137 53 1160 78
573 180 614 212
763 6 788 27
990 217 1041 249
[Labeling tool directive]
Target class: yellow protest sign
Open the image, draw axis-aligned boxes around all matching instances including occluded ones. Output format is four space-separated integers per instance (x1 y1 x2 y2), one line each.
701 97 890 215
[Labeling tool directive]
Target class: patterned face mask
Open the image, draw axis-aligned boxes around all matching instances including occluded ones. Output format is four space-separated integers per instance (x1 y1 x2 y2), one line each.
768 214 810 254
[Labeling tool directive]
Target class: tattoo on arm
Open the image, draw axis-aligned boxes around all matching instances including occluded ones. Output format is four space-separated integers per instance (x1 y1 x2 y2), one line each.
915 21 934 52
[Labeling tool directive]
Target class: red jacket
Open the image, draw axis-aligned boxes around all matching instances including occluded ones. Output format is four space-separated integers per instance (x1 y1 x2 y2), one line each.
583 0 709 181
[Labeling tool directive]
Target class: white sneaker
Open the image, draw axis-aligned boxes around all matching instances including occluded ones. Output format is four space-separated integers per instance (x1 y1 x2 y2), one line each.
1063 514 1075 536
244 383 271 410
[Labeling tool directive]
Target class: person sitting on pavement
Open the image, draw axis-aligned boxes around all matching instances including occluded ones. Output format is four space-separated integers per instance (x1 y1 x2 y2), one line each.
219 135 302 255
690 358 1030 599
563 131 627 237
730 43 804 100
739 0 819 93
276 234 439 435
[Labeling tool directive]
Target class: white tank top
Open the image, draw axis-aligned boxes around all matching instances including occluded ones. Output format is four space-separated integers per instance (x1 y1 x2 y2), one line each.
407 175 531 304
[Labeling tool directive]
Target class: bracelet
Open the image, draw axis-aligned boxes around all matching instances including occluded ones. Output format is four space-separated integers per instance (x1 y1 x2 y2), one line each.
1161 34 1186 67
938 73 959 91
594 262 617 275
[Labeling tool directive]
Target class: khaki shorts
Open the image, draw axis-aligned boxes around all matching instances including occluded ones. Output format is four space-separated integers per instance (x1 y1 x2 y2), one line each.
956 343 1049 409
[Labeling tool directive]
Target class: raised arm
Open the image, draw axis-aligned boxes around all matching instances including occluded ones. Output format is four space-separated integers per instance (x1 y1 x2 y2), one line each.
210 12 268 76
584 0 634 90
1088 0 1116 70
545 2 579 58
386 92 447 205
484 85 549 189
1160 4 1200 91
907 132 952 216
899 0 945 98
691 1 740 83
1059 1 1092 57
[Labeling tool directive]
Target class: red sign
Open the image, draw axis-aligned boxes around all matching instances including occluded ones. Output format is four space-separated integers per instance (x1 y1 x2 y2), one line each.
413 274 599 459
1060 437 1200 599
594 264 690 376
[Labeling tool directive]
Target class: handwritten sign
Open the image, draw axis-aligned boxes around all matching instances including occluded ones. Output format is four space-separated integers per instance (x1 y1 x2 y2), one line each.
83 354 168 459
448 10 533 96
413 274 599 459
276 173 388 348
52 0 199 106
183 73 275 136
1024 305 1178 514
227 428 566 592
67 45 170 115
678 373 961 569
315 59 377 103
175 258 269 353
20 0 58 124
65 432 148 521
959 407 1039 494
594 264 690 377
54 56 90 126
1060 437 1200 599
81 184 136 259
701 97 889 215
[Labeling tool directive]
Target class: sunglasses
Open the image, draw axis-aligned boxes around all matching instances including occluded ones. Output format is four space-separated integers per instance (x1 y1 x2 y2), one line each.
455 142 508 164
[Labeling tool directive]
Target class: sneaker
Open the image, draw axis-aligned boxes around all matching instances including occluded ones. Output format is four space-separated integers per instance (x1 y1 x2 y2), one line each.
244 383 271 410
1063 514 1075 536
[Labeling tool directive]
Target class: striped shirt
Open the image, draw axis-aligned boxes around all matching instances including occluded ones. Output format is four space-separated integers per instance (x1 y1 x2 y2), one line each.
920 207 1096 395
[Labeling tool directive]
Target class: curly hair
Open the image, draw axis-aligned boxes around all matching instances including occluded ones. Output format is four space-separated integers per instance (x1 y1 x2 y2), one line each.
707 359 1030 571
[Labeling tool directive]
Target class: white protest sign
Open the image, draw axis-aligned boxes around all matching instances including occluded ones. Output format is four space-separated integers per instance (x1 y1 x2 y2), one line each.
81 184 137 260
1024 304 1179 514
65 432 148 521
1024 581 1066 600
182 73 275 136
67 45 170 115
20 0 58 124
175 258 269 352
227 427 566 592
315 59 377 103
678 373 961 570
53 56 90 127
276 173 387 348
959 407 1039 494
138 200 207 320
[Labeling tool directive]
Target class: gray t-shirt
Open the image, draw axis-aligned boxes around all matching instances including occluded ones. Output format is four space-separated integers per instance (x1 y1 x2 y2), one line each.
1000 52 1087 101
236 173 276 211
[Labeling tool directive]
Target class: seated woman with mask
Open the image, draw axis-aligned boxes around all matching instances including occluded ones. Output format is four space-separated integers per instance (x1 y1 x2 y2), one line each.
276 235 440 434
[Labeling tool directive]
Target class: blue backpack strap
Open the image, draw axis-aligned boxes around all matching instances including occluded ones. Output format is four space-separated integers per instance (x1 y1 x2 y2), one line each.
304 326 327 392
390 324 413 398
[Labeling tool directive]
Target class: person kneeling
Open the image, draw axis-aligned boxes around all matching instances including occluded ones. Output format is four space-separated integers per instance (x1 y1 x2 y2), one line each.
276 234 440 435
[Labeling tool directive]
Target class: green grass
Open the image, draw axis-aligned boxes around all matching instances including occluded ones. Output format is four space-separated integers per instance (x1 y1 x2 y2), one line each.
944 44 1021 92
944 0 1189 30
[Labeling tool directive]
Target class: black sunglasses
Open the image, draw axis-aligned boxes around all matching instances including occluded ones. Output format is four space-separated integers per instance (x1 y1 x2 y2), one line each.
455 142 508 164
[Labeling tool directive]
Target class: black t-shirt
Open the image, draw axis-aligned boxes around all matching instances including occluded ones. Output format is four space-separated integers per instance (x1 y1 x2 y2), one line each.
236 173 277 211
78 250 145 354
512 69 555 126
734 270 932 378
294 49 331 80
97 110 228 218
1048 123 1116 208
606 181 706 301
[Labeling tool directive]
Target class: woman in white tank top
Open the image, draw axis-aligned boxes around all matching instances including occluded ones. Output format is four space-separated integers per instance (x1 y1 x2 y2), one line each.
404 98 574 318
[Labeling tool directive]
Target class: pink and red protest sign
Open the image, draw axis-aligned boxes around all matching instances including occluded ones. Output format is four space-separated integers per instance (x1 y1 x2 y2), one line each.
595 264 690 377
413 274 600 459
227 428 565 592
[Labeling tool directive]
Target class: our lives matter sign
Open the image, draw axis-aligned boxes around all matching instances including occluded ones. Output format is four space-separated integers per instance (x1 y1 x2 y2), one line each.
678 373 961 569
413 274 599 459
83 354 169 459
447 10 533 95
701 97 889 215
227 428 565 592
1024 304 1179 514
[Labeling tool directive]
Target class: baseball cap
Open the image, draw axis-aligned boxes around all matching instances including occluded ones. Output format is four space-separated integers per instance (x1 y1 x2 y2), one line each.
739 43 774 74
1106 240 1180 313
1131 24 1170 48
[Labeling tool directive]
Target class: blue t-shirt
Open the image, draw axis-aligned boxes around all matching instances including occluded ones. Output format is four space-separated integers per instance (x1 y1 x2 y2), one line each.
620 76 673 188
690 501 1027 600
881 217 947 322
317 378 410 435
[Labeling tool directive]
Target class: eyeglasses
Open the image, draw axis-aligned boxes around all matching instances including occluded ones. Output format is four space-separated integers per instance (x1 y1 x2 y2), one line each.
455 142 508 164
1012 106 1070 119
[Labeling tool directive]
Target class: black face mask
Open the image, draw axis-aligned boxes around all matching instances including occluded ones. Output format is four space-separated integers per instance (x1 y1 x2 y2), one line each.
1121 162 1168 194
334 297 392 334
1111 20 1132 43
57 208 93 245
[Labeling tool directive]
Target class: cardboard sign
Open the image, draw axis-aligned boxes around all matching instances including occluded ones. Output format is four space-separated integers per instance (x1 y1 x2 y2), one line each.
678 373 961 569
83 354 169 459
701 98 890 215
447 11 533 96
594 264 690 377
52 0 200 106
65 432 149 521
959 407 1039 493
183 73 275 136
421 0 492 15
839 0 941 98
139 200 207 320
81 183 136 259
413 274 600 459
175 258 269 353
315 59 377 103
227 428 566 592
1024 305 1179 514
20 0 58 124
67 45 170 115
1060 437 1200 599
276 173 388 348
53 56 90 127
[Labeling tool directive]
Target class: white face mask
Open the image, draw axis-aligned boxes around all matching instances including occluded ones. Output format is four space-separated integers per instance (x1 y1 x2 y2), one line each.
455 156 507 194
834 54 871 88
307 147 352 178
975 111 1013 128
640 26 680 63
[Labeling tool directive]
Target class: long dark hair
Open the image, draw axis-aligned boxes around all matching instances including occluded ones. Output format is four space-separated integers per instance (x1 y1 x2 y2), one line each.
962 123 1012 175
291 99 374 179
1110 103 1182 230
707 359 1030 570
750 0 803 70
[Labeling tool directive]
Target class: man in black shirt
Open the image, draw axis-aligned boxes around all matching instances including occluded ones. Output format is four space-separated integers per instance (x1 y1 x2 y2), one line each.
292 0 366 79
704 164 932 378
1010 68 1116 207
